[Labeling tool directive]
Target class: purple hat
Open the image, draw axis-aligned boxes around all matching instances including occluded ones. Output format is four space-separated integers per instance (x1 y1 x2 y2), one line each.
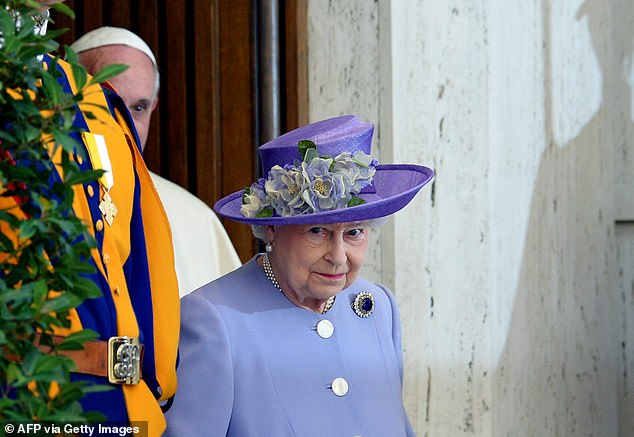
213 115 434 225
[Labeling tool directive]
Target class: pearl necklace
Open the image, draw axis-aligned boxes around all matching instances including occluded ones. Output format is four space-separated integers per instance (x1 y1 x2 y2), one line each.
262 253 335 314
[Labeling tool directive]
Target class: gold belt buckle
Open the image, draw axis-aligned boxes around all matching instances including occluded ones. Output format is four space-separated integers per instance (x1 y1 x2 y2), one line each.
108 336 142 384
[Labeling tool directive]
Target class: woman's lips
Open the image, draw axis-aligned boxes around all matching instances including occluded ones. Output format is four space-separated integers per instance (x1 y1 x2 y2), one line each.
316 272 346 281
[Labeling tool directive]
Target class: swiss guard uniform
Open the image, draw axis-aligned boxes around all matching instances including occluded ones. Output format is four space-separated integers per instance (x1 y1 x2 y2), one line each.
1 56 179 436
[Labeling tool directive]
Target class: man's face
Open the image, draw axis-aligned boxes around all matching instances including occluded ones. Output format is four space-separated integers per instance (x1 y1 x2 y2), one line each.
78 45 157 150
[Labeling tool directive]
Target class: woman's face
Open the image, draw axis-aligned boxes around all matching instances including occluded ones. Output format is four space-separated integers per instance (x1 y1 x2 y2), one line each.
266 222 370 305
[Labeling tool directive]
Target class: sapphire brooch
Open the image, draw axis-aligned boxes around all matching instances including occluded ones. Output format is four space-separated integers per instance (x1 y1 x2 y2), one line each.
352 291 374 318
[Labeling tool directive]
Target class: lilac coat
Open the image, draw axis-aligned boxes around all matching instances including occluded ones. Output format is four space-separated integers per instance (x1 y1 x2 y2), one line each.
165 256 415 437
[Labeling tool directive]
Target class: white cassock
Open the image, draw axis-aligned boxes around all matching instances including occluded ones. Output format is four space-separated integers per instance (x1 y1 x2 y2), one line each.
150 172 241 297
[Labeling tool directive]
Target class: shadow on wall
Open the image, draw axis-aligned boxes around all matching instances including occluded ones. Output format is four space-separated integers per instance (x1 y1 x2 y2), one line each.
494 1 634 436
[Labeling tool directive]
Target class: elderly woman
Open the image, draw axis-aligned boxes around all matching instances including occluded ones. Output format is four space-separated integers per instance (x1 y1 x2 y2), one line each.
164 115 434 436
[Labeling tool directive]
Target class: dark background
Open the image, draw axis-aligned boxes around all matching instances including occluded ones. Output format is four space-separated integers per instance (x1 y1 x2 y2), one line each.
52 0 308 262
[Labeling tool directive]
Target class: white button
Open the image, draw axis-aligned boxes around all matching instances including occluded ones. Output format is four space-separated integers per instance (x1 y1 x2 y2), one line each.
331 377 349 397
316 319 334 339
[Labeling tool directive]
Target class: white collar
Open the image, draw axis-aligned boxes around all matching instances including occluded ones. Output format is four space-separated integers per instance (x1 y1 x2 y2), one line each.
33 9 50 37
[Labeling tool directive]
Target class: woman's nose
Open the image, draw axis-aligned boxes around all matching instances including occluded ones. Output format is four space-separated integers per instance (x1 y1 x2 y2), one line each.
325 234 347 266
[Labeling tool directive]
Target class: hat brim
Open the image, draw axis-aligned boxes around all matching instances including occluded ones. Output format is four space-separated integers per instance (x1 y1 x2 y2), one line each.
213 164 434 225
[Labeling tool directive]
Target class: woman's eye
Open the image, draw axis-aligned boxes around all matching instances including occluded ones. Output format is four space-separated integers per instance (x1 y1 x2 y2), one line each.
309 227 323 234
347 228 364 237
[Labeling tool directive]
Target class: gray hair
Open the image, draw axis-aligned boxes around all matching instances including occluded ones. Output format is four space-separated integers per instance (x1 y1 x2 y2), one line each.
250 217 388 244
150 68 160 102
251 224 267 242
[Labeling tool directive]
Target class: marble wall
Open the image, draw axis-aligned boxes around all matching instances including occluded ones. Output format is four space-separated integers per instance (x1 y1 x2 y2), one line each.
307 0 634 435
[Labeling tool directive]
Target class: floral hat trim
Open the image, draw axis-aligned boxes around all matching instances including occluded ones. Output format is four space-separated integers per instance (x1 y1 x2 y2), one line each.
240 140 378 219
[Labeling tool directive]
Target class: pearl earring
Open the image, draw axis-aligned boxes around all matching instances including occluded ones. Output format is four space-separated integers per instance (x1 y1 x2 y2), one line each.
265 242 273 253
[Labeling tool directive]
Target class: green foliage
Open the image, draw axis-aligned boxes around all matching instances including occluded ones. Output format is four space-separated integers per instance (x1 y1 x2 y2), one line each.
347 196 366 207
298 139 316 160
0 0 124 424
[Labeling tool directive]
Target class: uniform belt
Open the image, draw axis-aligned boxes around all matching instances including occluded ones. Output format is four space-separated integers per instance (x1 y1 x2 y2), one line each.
44 335 110 378
30 335 143 384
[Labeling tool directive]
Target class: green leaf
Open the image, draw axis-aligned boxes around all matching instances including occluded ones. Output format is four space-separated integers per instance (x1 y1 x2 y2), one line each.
51 128 77 152
72 276 103 299
51 1 76 19
11 98 41 117
0 130 18 143
4 162 37 180
79 102 112 118
65 168 104 186
48 216 80 236
0 211 20 229
67 259 97 274
18 218 40 240
40 68 62 102
6 363 21 385
41 293 82 314
29 367 67 383
20 44 55 62
303 147 319 163
24 125 42 143
64 45 79 64
1 284 36 307
70 62 88 92
82 384 115 394
88 63 129 86
347 196 366 207
22 347 43 375
42 29 68 42
50 384 85 404
0 0 113 422
32 279 48 304
56 329 99 351
34 355 72 376
256 207 274 218
298 139 316 159
82 109 98 120
242 187 251 204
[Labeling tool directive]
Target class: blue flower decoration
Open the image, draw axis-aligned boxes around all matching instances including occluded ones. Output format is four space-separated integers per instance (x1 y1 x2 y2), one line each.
241 140 377 218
